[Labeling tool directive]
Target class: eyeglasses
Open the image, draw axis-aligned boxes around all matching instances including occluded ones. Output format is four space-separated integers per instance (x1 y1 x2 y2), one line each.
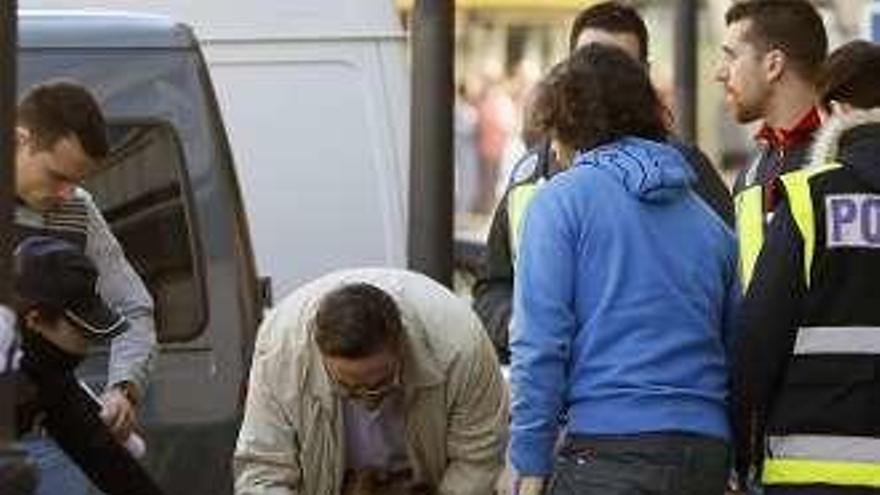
324 360 401 402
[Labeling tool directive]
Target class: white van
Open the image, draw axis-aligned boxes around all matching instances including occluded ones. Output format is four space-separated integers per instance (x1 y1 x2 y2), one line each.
22 0 411 301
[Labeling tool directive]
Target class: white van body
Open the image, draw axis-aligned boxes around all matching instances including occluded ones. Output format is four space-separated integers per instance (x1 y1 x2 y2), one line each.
22 0 411 300
869 0 880 41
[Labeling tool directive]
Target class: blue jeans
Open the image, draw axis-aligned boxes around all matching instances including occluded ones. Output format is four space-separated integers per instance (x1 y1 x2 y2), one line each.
547 432 729 495
20 435 103 495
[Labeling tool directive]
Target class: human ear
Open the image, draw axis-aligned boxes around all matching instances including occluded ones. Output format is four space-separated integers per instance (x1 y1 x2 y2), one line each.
15 127 29 148
24 309 42 333
764 49 786 83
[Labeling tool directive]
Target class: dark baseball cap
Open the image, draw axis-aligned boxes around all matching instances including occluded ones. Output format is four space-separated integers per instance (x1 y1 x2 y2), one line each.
13 236 129 339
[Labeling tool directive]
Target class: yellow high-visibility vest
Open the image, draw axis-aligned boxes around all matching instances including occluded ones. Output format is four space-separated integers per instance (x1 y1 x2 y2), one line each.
734 185 764 291
507 181 543 262
760 162 880 488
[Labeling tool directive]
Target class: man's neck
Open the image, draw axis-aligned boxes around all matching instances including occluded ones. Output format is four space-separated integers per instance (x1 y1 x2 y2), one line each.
763 79 818 131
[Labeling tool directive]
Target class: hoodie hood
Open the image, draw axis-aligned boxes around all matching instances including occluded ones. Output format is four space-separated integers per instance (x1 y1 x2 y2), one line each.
809 107 880 191
573 137 695 203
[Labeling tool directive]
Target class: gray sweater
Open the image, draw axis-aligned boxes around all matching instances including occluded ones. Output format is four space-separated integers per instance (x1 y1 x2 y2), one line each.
14 187 156 396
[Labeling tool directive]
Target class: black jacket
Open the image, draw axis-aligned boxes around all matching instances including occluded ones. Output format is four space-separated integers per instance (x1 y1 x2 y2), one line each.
732 115 817 206
733 112 880 483
16 331 164 495
472 138 734 362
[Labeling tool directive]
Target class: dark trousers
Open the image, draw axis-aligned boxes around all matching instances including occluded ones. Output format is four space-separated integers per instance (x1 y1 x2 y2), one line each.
547 432 729 495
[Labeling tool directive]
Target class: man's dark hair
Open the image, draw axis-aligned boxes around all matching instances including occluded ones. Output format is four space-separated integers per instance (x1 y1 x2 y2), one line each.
725 0 827 82
532 44 667 153
314 283 403 359
17 80 109 160
818 40 880 111
568 1 648 63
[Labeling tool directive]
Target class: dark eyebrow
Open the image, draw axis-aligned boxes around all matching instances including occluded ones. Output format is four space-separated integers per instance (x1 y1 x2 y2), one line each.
721 45 736 57
45 165 85 185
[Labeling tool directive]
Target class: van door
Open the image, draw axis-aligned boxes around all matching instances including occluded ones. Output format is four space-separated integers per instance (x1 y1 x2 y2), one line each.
20 36 261 494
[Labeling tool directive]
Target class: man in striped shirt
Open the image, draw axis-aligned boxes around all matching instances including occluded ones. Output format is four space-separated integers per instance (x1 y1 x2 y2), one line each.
12 80 156 495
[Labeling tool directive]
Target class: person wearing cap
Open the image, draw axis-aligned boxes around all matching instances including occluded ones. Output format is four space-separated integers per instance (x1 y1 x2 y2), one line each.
12 236 163 495
12 80 156 494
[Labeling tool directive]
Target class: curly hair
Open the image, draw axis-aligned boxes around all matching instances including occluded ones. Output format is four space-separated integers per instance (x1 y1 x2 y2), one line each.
531 44 667 154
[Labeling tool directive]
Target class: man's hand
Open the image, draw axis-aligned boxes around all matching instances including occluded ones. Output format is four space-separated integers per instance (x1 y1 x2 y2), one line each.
512 476 545 495
100 385 138 441
342 468 381 495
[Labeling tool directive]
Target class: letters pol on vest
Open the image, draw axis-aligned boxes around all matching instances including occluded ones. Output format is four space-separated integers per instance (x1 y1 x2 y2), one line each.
826 194 880 248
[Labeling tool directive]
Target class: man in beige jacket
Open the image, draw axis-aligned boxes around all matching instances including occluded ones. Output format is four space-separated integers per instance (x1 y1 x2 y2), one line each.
234 268 508 495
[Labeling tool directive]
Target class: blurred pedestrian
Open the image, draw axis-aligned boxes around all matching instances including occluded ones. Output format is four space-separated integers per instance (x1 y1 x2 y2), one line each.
455 79 481 215
475 67 517 215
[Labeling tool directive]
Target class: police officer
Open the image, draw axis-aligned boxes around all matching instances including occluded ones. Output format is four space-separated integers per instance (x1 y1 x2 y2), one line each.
715 0 828 292
734 41 880 494
473 1 732 362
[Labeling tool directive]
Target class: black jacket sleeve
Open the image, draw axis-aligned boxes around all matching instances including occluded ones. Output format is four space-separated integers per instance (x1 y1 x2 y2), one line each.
732 199 805 482
472 143 553 364
671 140 736 227
41 377 164 495
471 192 514 364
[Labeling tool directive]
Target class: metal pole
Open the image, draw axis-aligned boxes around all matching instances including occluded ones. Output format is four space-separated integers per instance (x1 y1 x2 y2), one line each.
674 0 698 143
407 0 454 287
0 3 35 494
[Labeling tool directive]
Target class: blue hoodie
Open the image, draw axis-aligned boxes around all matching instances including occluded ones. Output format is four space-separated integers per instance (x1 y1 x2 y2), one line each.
509 137 739 476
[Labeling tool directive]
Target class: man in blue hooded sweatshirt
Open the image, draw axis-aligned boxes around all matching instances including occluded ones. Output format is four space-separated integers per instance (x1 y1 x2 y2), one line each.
509 44 740 495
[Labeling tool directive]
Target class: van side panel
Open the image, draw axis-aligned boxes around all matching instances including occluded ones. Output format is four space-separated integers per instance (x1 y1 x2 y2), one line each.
206 40 408 297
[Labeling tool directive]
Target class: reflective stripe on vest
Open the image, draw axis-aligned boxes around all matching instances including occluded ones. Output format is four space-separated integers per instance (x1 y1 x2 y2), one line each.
768 435 880 463
507 181 542 261
764 459 880 487
764 435 880 487
734 185 764 291
779 162 843 287
794 326 880 354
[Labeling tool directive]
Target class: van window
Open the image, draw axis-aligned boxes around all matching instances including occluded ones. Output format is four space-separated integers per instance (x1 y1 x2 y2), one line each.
85 121 207 343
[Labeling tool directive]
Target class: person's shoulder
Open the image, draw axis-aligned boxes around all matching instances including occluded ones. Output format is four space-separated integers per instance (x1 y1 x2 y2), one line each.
59 188 97 222
508 145 551 188
255 279 328 357
661 137 708 166
67 187 96 208
392 270 485 344
543 159 604 197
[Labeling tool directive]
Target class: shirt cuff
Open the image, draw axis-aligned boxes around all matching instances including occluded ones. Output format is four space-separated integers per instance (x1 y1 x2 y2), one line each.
510 430 556 476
